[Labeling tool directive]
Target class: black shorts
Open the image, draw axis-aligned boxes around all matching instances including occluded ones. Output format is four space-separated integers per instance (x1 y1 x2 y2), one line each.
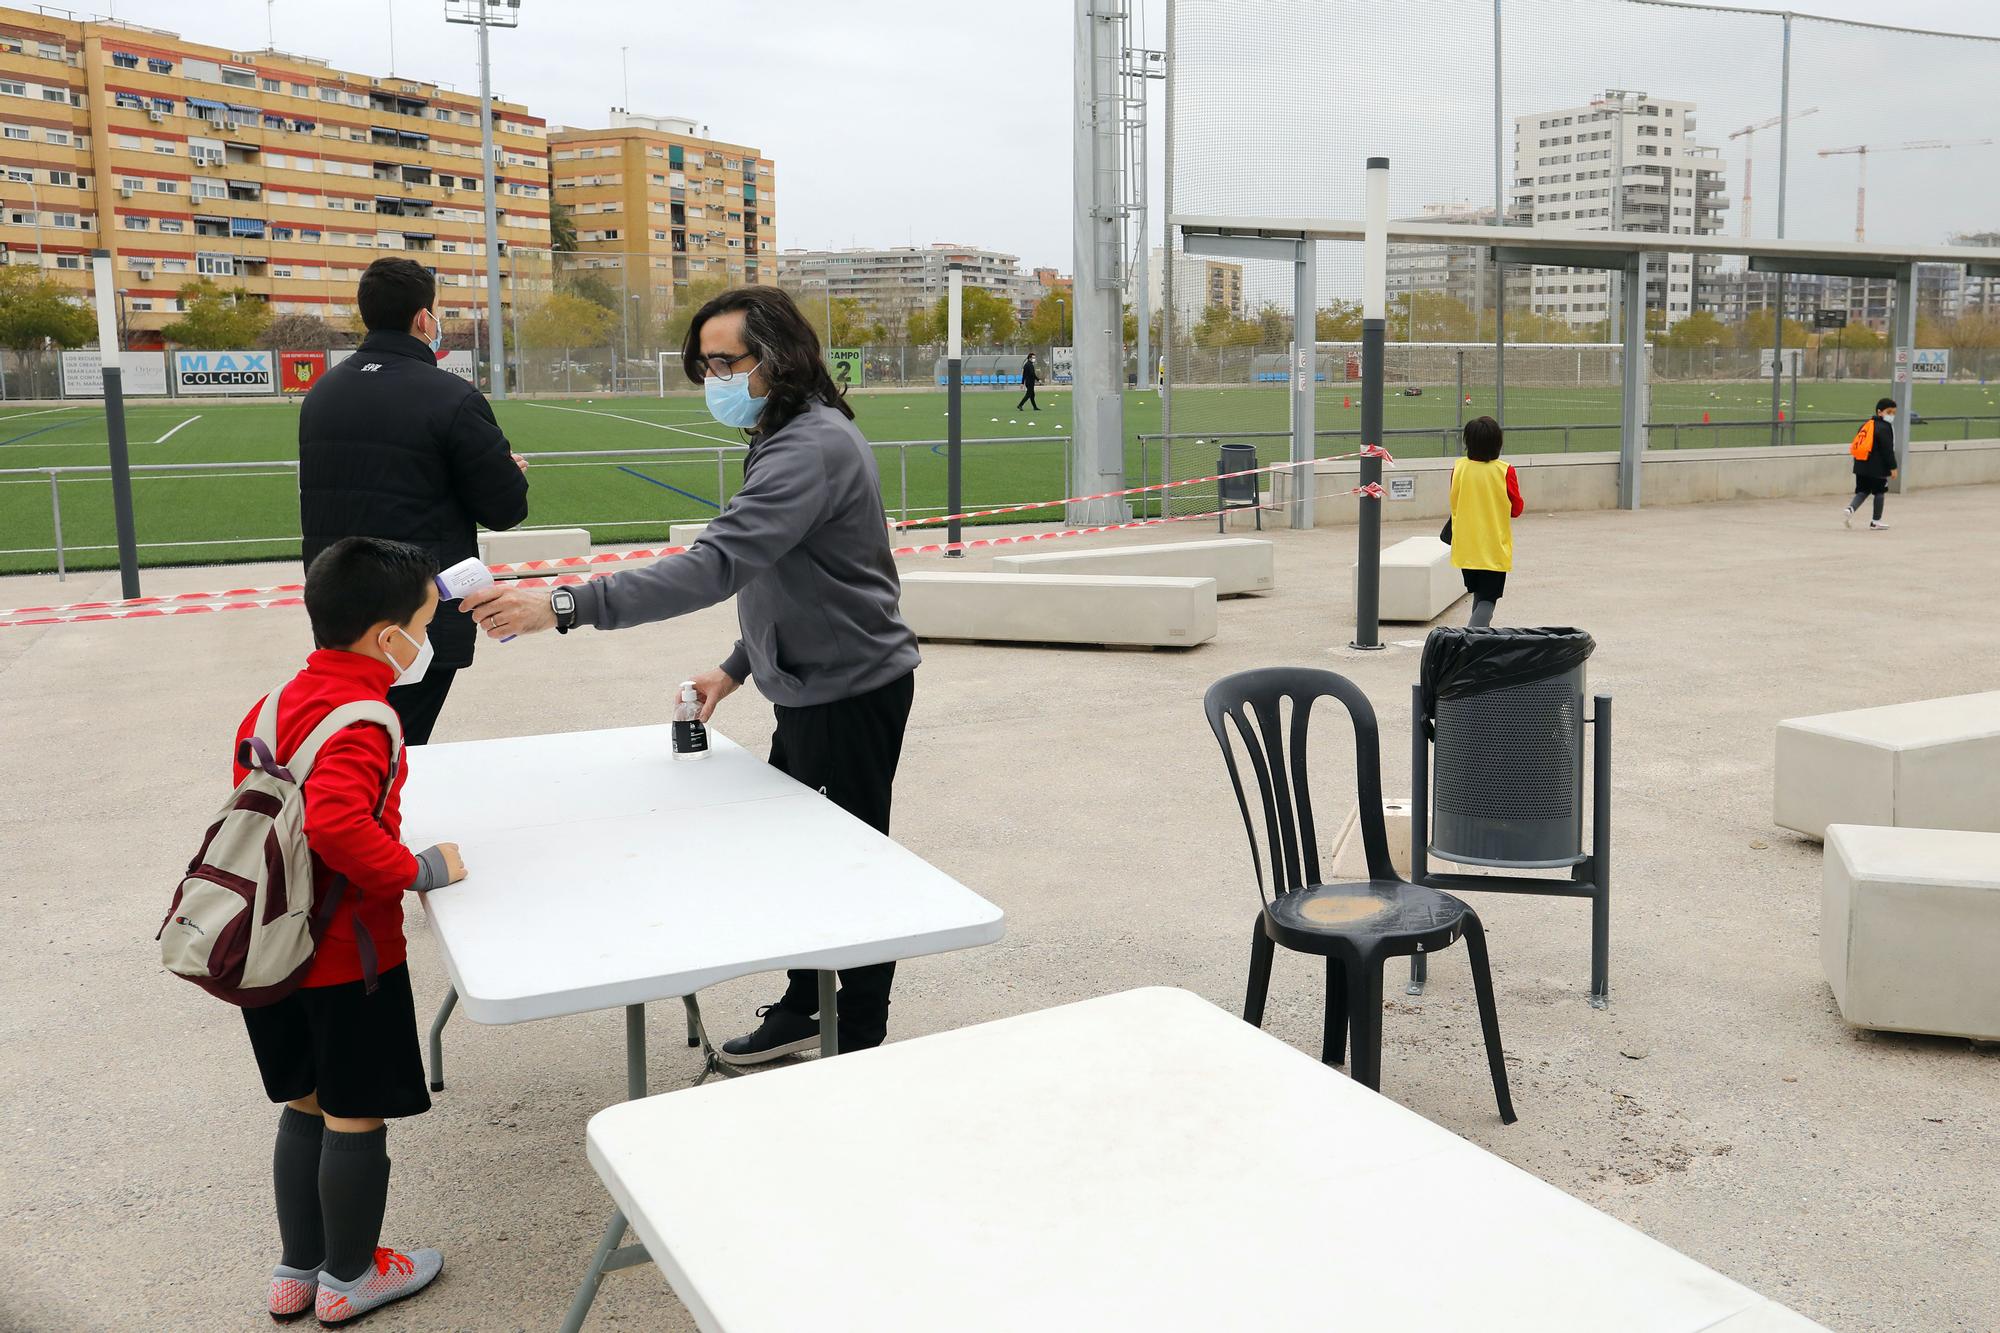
1462 568 1507 601
242 963 431 1120
1854 475 1889 496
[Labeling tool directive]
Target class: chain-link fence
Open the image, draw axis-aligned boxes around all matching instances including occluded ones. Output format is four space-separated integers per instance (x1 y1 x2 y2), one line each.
1158 0 2000 514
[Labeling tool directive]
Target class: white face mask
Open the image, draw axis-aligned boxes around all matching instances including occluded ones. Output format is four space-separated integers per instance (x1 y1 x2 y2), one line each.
386 626 434 688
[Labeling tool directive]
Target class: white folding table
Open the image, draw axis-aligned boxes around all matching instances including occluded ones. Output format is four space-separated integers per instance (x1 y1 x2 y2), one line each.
587 987 1829 1333
397 725 1005 1333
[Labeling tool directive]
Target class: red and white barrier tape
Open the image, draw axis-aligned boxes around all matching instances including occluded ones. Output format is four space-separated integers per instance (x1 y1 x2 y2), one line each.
4 444 1401 627
893 443 1394 531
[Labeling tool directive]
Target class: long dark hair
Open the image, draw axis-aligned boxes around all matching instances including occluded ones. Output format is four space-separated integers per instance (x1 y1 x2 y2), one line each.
681 285 853 436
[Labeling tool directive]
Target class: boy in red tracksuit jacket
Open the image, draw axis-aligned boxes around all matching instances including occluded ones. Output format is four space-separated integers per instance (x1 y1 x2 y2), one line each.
234 536 465 1326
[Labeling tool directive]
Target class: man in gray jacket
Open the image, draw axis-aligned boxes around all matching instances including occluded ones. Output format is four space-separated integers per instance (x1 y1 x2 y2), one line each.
463 286 919 1060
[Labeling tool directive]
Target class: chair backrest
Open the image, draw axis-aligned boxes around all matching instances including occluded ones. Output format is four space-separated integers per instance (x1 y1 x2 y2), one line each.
1202 667 1393 903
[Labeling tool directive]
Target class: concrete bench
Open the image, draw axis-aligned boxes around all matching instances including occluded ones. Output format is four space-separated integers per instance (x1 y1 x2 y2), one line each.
991 538 1274 596
669 522 711 546
899 572 1216 648
1775 692 2000 839
1823 824 2000 1040
478 527 593 574
1359 536 1464 623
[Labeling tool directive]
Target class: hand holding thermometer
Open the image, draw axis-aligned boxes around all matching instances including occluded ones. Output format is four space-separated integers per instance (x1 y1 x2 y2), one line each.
436 557 512 641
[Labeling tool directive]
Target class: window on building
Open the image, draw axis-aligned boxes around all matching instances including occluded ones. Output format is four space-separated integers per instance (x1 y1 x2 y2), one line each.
55 254 81 268
3 168 25 182
155 180 178 193
261 78 281 93
41 88 65 103
198 253 235 275
320 87 340 102
220 68 255 88
47 170 72 187
123 215 150 230
0 81 26 98
51 212 78 228
112 52 140 69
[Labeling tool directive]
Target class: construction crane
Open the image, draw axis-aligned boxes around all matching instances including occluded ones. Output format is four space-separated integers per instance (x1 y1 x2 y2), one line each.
1819 139 1994 243
1729 107 1817 239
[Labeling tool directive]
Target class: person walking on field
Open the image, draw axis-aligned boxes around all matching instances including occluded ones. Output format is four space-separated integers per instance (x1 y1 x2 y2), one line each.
1016 352 1041 412
1844 397 1898 530
1446 415 1525 628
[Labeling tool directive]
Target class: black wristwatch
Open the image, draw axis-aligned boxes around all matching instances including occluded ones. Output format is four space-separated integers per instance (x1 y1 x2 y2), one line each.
551 587 577 635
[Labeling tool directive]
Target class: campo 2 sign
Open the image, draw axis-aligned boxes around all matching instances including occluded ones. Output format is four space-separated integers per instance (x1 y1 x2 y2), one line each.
173 350 275 395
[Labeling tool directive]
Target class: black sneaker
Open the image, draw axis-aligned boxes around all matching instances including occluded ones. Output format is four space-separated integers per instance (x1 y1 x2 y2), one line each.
718 1004 820 1066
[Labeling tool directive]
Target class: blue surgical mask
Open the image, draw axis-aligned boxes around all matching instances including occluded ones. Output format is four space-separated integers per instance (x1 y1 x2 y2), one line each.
423 310 443 357
704 363 767 428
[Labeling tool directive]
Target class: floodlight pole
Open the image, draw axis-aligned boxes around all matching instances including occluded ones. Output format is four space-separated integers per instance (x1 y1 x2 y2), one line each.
91 250 139 597
947 263 964 557
1768 12 1792 449
1352 157 1389 652
447 0 517 400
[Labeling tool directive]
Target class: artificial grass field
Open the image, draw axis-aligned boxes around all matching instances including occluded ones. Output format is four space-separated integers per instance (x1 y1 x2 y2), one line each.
4 377 1997 576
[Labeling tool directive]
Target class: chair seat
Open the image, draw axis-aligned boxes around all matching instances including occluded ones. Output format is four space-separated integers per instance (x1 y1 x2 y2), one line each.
1265 879 1472 957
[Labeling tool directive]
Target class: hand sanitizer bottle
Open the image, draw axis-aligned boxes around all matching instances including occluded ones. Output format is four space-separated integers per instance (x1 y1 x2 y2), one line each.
672 682 709 761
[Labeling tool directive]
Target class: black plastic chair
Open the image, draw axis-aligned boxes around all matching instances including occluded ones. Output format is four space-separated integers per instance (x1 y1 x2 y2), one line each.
1204 667 1516 1123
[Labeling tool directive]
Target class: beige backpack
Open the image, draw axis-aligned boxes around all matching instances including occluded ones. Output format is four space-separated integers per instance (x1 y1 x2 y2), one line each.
158 683 402 1005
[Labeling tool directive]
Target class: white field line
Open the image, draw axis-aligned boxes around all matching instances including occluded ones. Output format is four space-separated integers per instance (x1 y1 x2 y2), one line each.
153 414 202 442
522 400 738 444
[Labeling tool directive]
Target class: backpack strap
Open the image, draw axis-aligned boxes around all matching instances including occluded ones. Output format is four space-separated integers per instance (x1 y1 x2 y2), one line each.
290 701 405 795
237 682 293 780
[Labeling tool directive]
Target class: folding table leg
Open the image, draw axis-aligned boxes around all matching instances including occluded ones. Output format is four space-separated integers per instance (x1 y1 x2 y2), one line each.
560 1005 658 1332
1406 952 1428 997
426 986 458 1092
818 970 839 1058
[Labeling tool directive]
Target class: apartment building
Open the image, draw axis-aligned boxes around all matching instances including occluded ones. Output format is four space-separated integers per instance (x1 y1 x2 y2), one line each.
1148 245 1243 325
0 5 550 345
1511 90 1729 329
777 243 1036 331
548 110 773 325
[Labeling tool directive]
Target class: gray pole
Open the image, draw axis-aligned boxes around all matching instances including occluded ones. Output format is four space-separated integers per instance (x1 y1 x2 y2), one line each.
477 14 508 400
1161 0 1174 448
1892 264 1915 494
947 263 965 554
1353 157 1389 650
91 251 140 597
1491 0 1505 423
1456 347 1465 444
1071 0 1129 524
1289 240 1317 529
1618 253 1643 509
1769 13 1792 447
1131 37 1151 398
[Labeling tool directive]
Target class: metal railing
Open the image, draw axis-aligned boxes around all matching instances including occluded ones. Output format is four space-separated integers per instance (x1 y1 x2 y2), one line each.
0 435 1075 579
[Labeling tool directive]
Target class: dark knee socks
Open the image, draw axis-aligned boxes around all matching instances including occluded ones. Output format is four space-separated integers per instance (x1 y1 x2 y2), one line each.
320 1127 392 1283
274 1108 325 1270
1468 598 1496 628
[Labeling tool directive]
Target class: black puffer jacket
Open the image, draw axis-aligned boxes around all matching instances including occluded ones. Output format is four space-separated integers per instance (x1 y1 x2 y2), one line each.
299 331 529 668
1854 414 1897 481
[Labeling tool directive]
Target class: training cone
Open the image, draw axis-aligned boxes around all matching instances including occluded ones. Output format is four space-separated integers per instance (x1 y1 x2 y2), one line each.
1778 409 1785 422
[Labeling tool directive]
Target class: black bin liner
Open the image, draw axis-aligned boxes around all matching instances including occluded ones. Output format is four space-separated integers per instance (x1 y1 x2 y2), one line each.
1218 443 1260 504
1422 626 1596 869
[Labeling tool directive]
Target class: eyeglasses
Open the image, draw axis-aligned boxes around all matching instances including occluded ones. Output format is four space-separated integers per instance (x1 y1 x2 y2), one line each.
701 351 757 381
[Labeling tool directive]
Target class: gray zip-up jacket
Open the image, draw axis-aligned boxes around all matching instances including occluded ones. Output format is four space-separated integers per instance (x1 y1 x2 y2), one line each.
569 401 919 708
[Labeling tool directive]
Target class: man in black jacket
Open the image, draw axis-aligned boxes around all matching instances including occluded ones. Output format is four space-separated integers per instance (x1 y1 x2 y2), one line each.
1015 352 1040 412
1843 396 1898 531
299 257 529 742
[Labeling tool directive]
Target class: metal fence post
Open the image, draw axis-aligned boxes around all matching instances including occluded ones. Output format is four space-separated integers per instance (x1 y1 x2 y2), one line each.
715 448 726 512
899 445 909 524
49 471 64 582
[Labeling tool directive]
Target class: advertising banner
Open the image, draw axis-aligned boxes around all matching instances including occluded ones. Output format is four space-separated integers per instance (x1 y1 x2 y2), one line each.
279 351 325 394
172 349 275 395
61 349 170 397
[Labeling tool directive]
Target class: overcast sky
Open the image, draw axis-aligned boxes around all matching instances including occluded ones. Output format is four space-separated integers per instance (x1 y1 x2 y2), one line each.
102 0 2000 281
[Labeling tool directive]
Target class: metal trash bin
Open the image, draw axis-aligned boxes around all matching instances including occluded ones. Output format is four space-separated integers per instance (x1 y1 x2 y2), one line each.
1421 627 1596 868
1217 442 1262 531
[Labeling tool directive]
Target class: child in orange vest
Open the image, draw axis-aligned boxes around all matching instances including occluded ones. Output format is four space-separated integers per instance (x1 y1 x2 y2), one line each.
1843 397 1898 530
1448 416 1524 628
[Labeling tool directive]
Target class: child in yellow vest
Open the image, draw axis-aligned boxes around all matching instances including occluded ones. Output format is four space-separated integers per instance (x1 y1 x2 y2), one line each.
1448 416 1524 627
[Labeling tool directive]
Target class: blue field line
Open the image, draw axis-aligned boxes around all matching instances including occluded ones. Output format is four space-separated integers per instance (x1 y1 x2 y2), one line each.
616 465 720 511
0 421 77 448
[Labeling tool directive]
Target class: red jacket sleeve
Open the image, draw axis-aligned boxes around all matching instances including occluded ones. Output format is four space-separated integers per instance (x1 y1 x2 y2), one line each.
302 726 419 895
1505 464 1525 519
